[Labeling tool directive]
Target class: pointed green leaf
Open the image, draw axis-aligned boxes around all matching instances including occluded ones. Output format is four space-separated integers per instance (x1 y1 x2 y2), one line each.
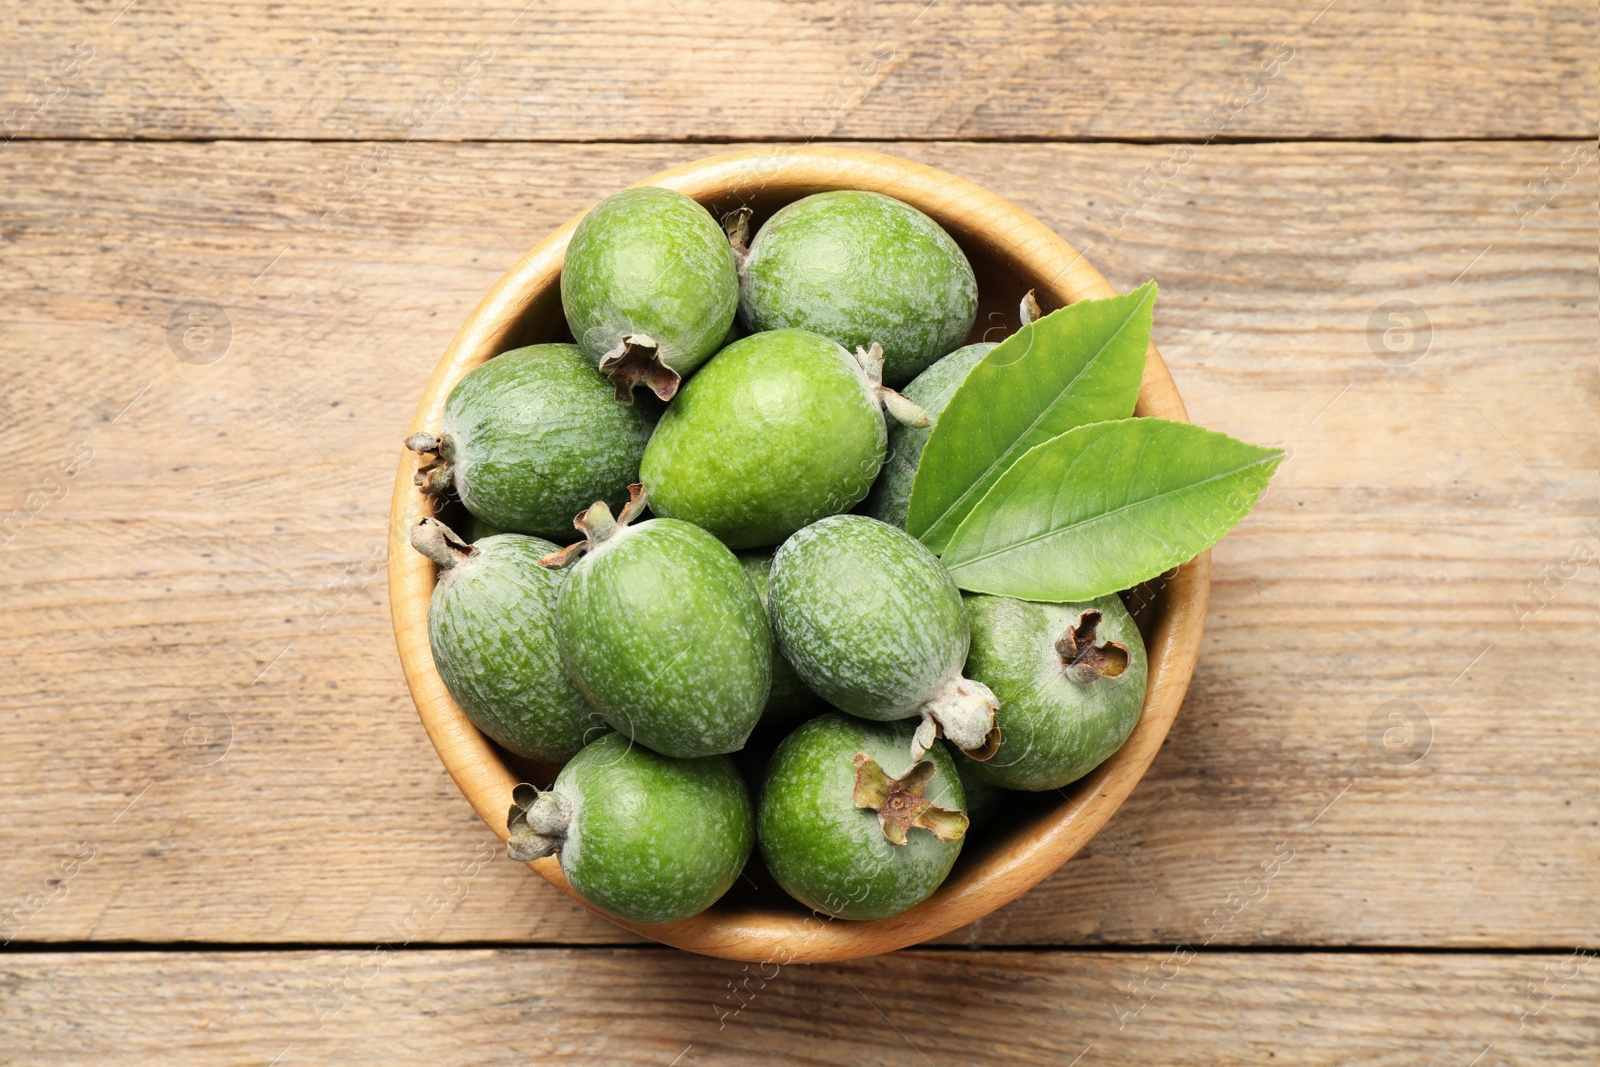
906 281 1156 552
941 418 1283 601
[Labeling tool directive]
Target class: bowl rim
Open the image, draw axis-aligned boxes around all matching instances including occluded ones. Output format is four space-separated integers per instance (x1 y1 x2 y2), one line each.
387 145 1210 963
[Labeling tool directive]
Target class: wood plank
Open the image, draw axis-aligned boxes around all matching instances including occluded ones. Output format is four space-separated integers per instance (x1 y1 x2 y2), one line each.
0 140 1595 948
3 948 1597 1064
3 0 1595 141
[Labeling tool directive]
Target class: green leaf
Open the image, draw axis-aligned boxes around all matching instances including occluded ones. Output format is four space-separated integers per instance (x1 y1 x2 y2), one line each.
940 419 1283 601
906 281 1156 552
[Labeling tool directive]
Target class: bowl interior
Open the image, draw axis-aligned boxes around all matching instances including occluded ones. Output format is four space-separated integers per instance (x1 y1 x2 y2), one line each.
389 147 1208 963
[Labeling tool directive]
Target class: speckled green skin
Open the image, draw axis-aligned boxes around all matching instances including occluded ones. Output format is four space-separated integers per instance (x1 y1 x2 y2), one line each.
441 344 656 538
427 534 601 762
555 519 771 757
758 714 964 920
554 733 753 924
738 551 817 726
641 329 886 549
957 594 1148 791
862 341 994 528
464 516 504 541
769 515 968 721
740 191 978 386
562 187 738 381
953 757 1005 834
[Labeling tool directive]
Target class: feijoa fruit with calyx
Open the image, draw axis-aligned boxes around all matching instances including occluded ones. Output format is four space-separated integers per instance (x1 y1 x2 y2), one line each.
768 514 1000 761
957 593 1148 792
737 550 818 727
757 713 967 920
640 329 929 550
407 344 656 540
737 191 978 386
506 733 754 924
412 519 600 762
562 186 738 402
544 487 771 758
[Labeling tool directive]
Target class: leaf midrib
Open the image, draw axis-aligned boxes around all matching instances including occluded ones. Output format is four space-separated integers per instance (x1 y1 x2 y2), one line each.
918 289 1152 542
945 452 1280 570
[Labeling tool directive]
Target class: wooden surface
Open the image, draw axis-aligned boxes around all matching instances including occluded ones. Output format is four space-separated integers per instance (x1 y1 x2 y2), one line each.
4 949 1598 1065
2 0 1597 1060
4 0 1596 140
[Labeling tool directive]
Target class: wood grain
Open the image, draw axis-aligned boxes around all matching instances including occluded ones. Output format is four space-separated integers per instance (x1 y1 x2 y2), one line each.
0 139 1595 949
3 948 1597 1065
3 0 1595 142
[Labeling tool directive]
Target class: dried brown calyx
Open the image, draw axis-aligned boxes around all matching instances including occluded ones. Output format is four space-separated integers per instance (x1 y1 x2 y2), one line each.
723 205 753 271
1055 609 1130 684
1019 289 1041 327
599 334 681 404
913 674 1002 762
409 517 477 570
852 342 932 429
505 782 571 862
406 431 455 496
851 752 969 846
538 483 649 569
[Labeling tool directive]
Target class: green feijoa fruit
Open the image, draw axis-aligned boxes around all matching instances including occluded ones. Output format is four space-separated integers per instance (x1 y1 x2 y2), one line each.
738 191 978 386
768 515 999 762
562 186 738 402
506 733 753 924
738 550 818 726
407 344 657 539
411 519 600 762
953 757 1006 835
548 489 771 758
957 593 1148 791
640 329 929 550
758 714 967 920
862 340 994 528
465 515 505 542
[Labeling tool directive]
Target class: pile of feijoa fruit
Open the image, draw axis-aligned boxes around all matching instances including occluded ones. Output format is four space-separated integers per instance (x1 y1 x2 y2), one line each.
410 180 1282 926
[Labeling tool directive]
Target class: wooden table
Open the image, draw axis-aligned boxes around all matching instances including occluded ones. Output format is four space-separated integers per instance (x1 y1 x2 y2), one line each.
2 2 1595 1063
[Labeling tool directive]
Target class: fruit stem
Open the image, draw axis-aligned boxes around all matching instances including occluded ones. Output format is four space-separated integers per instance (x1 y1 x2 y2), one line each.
405 431 440 454
852 343 932 428
1019 289 1041 327
882 389 932 429
914 674 1002 762
538 484 648 569
598 334 681 403
409 517 477 570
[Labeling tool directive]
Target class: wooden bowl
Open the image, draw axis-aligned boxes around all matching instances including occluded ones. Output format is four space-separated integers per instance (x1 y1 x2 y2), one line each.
388 146 1209 963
